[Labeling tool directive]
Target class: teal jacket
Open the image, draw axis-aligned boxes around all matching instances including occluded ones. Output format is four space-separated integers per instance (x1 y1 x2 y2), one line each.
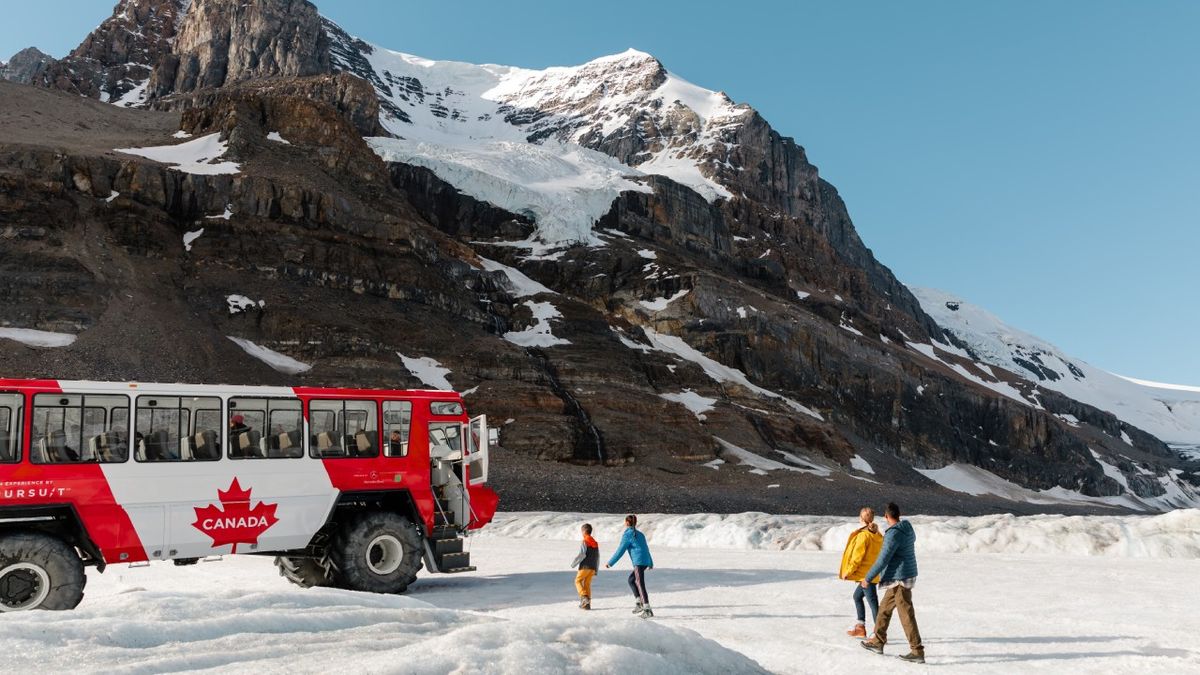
607 527 654 567
865 519 918 583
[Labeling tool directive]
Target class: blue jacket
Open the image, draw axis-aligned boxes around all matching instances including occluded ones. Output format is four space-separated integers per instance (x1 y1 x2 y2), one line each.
607 527 654 568
865 519 918 583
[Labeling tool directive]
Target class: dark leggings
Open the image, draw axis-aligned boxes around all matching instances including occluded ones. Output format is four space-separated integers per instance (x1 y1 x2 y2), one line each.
628 565 650 604
854 582 879 624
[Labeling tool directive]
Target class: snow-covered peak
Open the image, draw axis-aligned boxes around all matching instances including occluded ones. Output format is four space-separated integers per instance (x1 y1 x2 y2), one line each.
325 21 751 247
911 286 1200 445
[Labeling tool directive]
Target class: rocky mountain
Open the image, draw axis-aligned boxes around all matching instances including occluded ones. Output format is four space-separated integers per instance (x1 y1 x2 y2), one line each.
0 47 56 84
1 0 1195 514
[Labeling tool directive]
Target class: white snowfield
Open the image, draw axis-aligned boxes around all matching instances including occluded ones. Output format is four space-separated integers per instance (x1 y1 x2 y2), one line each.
398 353 454 390
227 336 312 375
2 510 1196 674
116 133 241 175
503 300 570 348
0 327 77 348
911 287 1200 445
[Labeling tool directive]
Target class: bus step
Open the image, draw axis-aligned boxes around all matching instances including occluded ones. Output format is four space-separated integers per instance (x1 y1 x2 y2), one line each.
436 551 471 573
433 538 464 555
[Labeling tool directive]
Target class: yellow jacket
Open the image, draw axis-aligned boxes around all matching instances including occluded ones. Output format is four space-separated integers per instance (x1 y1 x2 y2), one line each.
839 524 883 582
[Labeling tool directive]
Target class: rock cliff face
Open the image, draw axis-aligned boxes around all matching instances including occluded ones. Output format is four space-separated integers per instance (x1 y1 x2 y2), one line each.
2 0 1196 513
151 0 332 96
0 47 56 84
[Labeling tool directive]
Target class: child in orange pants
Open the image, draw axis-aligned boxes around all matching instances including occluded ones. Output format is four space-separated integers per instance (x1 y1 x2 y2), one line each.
571 523 600 609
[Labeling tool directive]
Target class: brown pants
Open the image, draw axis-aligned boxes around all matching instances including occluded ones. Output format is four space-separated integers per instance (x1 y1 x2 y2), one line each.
873 584 923 654
575 569 595 598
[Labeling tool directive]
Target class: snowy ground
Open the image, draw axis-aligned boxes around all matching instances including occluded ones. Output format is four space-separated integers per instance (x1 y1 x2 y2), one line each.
2 512 1197 674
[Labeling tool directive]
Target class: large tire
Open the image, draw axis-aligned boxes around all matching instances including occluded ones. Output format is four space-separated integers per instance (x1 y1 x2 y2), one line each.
0 532 85 611
328 513 423 594
274 556 335 589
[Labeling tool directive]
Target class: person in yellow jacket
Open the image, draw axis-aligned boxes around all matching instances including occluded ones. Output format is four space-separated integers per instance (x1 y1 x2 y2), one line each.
839 507 883 638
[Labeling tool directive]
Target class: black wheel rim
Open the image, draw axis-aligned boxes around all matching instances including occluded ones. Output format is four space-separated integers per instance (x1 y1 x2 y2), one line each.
0 565 46 610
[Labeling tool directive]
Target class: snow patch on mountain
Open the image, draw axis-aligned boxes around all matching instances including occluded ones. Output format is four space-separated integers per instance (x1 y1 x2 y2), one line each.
477 257 555 297
910 287 1200 444
503 301 570 348
227 337 310 375
642 328 823 420
0 327 77 348
398 353 453 390
660 389 716 420
116 133 240 175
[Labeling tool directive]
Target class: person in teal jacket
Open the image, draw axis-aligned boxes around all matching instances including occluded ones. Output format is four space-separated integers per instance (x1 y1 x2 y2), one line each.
606 514 655 618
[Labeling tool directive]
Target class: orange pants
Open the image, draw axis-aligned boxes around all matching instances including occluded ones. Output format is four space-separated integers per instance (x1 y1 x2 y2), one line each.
575 569 596 598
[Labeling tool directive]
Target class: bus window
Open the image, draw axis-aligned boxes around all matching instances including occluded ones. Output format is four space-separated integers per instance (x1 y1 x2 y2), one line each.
428 422 462 459
309 399 378 458
383 401 412 457
430 401 462 416
0 393 20 463
229 397 302 459
31 393 129 463
135 396 220 462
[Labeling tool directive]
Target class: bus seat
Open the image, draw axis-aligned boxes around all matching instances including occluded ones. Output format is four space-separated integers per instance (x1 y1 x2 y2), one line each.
315 431 341 457
94 431 128 462
145 430 171 461
271 430 299 458
86 434 104 462
235 430 263 458
192 431 219 460
180 436 193 461
48 430 70 462
353 430 376 457
32 436 50 464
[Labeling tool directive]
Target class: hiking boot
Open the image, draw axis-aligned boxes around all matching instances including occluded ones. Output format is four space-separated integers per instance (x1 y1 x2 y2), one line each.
639 605 654 619
846 624 867 638
632 601 644 614
581 596 591 610
898 652 925 664
860 640 884 655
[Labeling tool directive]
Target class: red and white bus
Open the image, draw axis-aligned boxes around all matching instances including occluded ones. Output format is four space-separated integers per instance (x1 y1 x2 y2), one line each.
0 378 499 611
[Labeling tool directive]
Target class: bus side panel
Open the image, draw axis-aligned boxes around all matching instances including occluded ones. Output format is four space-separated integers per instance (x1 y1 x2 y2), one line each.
0 463 150 564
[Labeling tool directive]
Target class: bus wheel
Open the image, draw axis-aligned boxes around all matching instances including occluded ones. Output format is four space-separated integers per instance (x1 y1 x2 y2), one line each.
329 513 422 594
0 533 85 611
275 556 334 588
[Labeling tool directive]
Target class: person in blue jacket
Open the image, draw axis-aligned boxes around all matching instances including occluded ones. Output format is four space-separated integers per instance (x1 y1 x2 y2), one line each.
606 514 655 618
859 502 925 664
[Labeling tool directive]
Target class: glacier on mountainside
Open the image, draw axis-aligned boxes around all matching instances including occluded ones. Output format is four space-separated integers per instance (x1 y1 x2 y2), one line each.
327 29 748 248
911 287 1200 446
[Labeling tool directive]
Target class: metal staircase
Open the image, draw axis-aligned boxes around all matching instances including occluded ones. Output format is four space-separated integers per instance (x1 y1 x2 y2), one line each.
427 495 475 573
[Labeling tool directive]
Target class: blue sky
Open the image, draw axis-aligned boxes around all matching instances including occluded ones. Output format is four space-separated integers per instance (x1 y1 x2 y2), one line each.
4 1 1198 383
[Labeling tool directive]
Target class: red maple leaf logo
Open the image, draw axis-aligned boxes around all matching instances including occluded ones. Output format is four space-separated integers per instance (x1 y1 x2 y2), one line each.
192 478 279 553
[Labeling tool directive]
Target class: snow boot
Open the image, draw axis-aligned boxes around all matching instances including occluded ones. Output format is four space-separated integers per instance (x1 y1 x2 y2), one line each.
847 623 867 638
898 652 925 664
580 596 591 610
860 640 884 655
632 601 644 614
639 605 654 619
